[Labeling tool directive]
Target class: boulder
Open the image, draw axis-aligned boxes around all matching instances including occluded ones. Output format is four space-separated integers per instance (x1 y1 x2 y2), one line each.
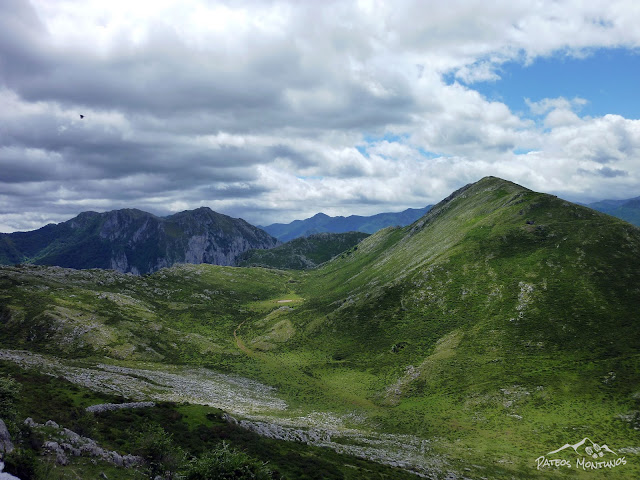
0 460 22 480
56 450 69 466
0 420 14 454
23 418 37 428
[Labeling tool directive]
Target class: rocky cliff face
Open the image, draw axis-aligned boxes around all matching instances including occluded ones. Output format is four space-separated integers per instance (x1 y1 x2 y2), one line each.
0 207 279 274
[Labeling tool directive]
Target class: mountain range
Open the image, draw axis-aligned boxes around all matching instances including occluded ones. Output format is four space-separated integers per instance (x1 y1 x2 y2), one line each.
584 197 640 226
1 176 639 479
260 206 432 242
1 192 638 277
0 207 278 275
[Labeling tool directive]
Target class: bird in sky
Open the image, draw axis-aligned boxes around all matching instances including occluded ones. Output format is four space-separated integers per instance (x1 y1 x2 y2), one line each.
80 114 84 119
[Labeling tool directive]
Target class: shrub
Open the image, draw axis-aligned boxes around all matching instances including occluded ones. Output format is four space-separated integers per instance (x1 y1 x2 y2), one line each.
185 442 274 480
0 376 20 425
3 448 36 480
134 423 185 479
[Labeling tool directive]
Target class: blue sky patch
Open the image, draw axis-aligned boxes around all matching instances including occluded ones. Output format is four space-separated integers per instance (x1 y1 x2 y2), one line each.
460 48 640 119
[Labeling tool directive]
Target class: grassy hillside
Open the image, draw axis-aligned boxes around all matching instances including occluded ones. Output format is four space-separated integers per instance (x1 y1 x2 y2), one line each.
238 232 370 269
1 176 639 479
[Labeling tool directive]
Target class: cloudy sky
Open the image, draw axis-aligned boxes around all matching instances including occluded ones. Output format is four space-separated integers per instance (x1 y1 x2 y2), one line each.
1 0 640 232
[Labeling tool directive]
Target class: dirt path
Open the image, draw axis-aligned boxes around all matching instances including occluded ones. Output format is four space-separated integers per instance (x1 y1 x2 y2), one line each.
233 320 256 358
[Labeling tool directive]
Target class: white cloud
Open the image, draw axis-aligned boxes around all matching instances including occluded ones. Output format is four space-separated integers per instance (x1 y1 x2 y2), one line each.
1 1 640 231
526 97 588 116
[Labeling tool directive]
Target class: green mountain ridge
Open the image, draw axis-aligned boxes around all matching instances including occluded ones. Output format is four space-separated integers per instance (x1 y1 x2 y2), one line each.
1 176 639 479
0 207 279 274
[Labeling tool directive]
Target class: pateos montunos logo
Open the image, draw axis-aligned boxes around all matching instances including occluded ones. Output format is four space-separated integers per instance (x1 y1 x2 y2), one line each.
536 437 627 471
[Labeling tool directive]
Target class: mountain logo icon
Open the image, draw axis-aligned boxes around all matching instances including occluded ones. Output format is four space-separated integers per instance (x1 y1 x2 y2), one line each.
547 437 617 459
535 437 627 471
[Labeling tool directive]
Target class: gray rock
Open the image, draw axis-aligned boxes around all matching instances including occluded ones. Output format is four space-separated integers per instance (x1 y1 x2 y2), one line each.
123 454 142 468
0 420 14 454
62 428 80 442
23 418 37 428
0 460 22 480
61 443 82 457
80 443 102 456
56 450 69 466
222 413 238 424
43 441 60 452
109 452 123 467
44 420 59 429
86 402 155 413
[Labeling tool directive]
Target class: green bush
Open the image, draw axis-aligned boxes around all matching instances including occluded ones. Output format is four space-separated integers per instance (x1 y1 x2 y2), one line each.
3 448 36 480
185 442 274 480
134 423 185 479
0 376 20 425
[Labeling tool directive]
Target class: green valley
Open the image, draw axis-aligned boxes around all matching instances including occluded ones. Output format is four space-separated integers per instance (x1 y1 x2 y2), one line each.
1 176 639 479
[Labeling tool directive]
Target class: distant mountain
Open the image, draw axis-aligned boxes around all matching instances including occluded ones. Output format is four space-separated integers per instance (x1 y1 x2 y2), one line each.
238 231 370 270
584 197 640 226
0 207 278 274
262 206 432 242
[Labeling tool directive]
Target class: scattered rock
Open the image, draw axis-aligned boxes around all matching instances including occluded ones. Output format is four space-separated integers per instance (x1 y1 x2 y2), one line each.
222 413 238 425
29 420 143 469
23 418 36 428
86 402 155 413
56 450 69 466
0 420 14 454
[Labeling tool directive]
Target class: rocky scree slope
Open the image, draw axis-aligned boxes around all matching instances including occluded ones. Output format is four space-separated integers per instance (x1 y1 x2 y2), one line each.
0 207 279 274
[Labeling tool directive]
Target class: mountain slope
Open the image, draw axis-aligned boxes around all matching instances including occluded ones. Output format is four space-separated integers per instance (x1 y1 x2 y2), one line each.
585 196 640 226
266 176 640 475
292 176 640 372
238 231 370 270
262 206 431 242
0 207 279 274
1 176 639 478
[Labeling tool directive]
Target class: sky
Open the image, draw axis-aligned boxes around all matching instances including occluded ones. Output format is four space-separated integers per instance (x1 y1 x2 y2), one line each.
1 0 640 233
